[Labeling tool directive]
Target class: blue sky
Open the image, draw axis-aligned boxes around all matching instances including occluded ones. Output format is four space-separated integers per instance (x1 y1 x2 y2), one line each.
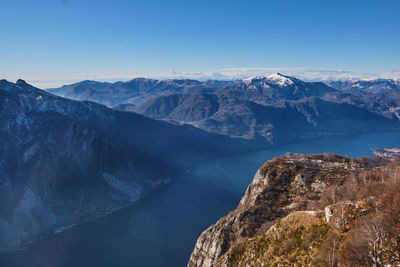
1 0 400 87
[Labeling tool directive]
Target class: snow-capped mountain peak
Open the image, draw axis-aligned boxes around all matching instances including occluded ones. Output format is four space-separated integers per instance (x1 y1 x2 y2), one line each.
243 73 296 87
266 73 294 86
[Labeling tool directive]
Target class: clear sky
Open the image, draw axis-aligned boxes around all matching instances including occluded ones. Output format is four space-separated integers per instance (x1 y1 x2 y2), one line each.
1 0 400 87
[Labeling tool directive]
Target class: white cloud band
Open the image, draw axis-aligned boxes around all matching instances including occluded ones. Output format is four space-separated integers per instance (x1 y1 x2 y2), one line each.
9 67 400 88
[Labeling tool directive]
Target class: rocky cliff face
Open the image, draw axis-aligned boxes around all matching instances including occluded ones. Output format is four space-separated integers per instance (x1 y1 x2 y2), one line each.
188 155 376 266
189 154 400 267
188 154 364 266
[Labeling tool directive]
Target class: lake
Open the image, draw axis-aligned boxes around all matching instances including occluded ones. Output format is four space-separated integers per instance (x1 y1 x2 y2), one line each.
1 131 400 267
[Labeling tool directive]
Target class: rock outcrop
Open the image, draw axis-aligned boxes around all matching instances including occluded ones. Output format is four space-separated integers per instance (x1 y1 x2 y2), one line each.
188 154 400 267
188 154 364 266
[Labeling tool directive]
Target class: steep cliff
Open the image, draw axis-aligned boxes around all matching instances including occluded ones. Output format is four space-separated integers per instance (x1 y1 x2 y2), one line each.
188 154 400 266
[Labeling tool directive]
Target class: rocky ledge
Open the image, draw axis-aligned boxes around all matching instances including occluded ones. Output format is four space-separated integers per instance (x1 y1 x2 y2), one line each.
188 153 400 266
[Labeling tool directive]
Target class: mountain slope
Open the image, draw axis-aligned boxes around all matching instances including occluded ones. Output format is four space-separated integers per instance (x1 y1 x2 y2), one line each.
322 87 400 120
326 79 400 93
135 92 398 143
0 79 248 252
46 80 111 100
238 73 337 100
48 78 218 107
48 73 337 108
49 75 400 143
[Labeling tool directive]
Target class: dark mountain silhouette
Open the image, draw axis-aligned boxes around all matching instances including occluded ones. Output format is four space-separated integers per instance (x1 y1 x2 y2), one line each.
0 79 248 251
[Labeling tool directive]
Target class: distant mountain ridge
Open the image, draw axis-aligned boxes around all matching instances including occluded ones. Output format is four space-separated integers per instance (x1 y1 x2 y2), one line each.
238 73 336 99
47 73 400 143
135 92 396 142
48 74 400 108
48 78 217 107
326 78 400 93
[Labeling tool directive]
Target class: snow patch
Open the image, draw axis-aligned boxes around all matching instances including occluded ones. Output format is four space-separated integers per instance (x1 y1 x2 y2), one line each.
266 73 294 86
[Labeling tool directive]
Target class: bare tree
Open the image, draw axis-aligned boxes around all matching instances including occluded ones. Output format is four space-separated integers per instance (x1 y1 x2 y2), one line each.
329 239 338 267
364 219 386 267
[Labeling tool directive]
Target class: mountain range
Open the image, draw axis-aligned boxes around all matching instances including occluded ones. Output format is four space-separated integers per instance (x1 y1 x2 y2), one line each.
2 73 400 252
48 73 400 107
0 79 248 251
48 73 400 143
326 78 400 93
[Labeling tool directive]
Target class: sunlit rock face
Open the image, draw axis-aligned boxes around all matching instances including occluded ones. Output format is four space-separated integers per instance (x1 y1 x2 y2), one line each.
0 79 247 252
188 154 366 267
189 154 400 266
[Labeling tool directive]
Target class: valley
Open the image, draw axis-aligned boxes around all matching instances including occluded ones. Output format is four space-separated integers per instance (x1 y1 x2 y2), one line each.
0 131 399 267
1 75 400 266
0 79 249 252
